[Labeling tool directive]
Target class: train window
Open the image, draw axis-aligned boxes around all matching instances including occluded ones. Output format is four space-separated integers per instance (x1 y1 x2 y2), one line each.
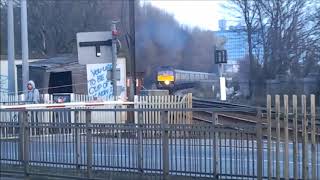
176 73 180 80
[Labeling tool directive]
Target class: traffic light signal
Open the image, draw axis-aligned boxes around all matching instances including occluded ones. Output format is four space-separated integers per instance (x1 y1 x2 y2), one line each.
215 50 227 64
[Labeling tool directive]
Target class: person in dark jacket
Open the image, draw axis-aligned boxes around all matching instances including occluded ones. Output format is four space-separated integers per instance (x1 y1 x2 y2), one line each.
26 80 40 104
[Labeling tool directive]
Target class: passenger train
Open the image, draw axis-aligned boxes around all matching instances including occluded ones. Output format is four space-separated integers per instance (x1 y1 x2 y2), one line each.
156 66 216 90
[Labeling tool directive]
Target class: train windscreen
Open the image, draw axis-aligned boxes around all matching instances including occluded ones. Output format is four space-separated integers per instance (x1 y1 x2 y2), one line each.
157 70 174 81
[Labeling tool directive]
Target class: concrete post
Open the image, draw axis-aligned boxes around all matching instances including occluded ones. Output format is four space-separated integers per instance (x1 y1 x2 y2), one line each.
21 0 29 93
7 0 16 94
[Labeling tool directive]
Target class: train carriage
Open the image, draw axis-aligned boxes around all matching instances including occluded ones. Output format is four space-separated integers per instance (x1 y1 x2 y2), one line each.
156 66 217 91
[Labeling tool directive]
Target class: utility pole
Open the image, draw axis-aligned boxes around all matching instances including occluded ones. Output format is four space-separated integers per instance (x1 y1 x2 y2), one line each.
7 0 15 94
127 0 136 124
129 0 136 100
21 0 29 93
111 21 119 100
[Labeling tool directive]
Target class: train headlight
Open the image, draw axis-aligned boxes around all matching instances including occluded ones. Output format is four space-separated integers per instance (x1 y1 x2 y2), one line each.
164 80 170 85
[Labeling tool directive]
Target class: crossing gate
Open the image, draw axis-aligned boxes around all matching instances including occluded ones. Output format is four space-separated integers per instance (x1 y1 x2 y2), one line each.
134 93 193 124
0 93 193 125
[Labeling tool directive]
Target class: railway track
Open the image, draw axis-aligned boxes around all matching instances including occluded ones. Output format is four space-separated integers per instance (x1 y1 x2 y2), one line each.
192 98 261 113
192 98 263 125
192 98 320 128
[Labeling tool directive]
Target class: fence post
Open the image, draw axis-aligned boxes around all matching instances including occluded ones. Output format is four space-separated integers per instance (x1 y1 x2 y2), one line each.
275 95 280 180
284 95 289 180
302 95 308 180
310 94 316 180
188 93 192 124
267 95 272 180
18 112 24 161
212 113 219 179
256 110 263 180
86 110 92 179
161 111 169 180
75 111 81 170
292 95 298 180
137 111 143 174
19 111 29 177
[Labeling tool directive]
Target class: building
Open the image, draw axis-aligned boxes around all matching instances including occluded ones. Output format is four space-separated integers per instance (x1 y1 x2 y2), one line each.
1 54 144 99
214 20 263 74
0 55 44 94
15 55 84 94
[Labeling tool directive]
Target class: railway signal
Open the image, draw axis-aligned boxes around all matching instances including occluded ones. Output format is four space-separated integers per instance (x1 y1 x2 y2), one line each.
214 49 227 101
215 50 227 64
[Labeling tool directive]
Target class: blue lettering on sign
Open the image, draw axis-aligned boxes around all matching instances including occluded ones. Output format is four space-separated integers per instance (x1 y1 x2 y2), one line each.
90 64 112 76
89 87 96 95
96 84 102 91
97 74 104 83
88 79 96 86
87 63 114 98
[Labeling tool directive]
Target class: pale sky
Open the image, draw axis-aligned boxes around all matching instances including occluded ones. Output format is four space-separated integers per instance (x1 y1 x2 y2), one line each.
142 0 240 31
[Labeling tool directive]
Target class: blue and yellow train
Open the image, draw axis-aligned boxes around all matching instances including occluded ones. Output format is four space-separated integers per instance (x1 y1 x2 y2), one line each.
156 66 217 91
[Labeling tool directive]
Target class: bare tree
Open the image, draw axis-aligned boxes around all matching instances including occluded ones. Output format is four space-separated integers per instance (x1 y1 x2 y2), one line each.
26 0 120 56
1 0 222 87
233 0 319 78
258 0 311 77
230 0 260 97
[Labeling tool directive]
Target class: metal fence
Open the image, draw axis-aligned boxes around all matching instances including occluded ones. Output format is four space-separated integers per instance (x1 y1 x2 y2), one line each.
1 108 260 180
1 101 320 179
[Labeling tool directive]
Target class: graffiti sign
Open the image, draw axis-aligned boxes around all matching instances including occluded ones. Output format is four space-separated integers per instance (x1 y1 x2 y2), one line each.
0 75 8 90
86 63 113 99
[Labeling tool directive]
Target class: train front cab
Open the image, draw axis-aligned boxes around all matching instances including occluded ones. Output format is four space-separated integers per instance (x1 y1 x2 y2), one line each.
156 66 175 90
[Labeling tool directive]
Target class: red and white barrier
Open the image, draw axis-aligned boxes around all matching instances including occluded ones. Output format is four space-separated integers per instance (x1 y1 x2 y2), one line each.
0 100 134 110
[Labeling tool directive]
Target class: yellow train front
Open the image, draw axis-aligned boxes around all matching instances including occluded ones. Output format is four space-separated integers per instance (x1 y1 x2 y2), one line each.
156 66 175 89
156 66 217 92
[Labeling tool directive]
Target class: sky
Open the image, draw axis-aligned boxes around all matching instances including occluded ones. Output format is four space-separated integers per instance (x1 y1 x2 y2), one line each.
142 0 240 31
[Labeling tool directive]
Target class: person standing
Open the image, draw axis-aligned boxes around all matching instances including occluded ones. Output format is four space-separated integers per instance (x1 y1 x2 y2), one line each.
26 80 40 104
26 80 40 135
